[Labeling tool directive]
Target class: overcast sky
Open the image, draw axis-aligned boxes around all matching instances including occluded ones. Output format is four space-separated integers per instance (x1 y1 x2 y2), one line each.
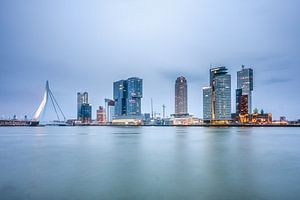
1 0 300 120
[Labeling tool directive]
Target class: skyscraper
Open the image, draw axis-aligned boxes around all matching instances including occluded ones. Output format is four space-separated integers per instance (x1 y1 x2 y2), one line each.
175 76 188 115
236 88 249 122
203 67 231 122
113 77 143 119
77 92 89 120
127 77 143 116
113 80 127 117
80 103 92 123
237 65 253 114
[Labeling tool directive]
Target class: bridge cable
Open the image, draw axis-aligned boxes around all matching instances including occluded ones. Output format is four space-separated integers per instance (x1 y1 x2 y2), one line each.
48 90 60 121
49 89 66 121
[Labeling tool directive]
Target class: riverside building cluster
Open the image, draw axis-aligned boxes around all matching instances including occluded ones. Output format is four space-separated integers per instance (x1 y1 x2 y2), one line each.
71 65 291 126
1 66 296 126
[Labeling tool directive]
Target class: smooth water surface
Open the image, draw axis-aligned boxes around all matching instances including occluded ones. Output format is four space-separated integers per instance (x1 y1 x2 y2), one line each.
1 126 300 200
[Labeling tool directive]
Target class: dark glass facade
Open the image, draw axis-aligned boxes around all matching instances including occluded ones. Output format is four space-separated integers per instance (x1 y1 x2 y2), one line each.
237 65 253 114
80 103 92 123
236 89 249 116
77 92 90 122
113 77 143 119
127 77 143 116
113 80 127 117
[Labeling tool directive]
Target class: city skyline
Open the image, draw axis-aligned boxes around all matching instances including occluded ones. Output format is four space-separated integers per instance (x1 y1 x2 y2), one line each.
0 64 299 121
2 64 294 123
1 0 300 120
1 2 300 200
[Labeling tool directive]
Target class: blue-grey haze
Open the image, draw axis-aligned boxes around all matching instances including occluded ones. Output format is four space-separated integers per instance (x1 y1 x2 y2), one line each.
0 0 300 120
1 126 300 200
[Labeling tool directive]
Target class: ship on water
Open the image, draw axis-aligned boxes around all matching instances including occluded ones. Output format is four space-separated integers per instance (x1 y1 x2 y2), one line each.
0 119 39 126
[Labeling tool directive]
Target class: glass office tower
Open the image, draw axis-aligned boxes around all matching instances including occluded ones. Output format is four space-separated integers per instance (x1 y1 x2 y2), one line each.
237 65 253 114
213 72 231 120
126 77 143 116
80 103 92 123
113 77 143 119
113 80 127 117
77 92 89 121
203 67 231 122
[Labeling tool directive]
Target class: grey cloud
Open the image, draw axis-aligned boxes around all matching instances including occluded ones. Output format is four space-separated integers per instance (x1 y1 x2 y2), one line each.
1 0 300 119
160 69 207 84
262 78 292 85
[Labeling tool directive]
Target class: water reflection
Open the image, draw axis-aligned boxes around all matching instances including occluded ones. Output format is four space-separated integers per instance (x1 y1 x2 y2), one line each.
201 127 259 198
112 126 142 135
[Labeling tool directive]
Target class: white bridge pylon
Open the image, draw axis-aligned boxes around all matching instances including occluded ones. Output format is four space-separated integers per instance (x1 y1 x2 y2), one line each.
33 81 66 122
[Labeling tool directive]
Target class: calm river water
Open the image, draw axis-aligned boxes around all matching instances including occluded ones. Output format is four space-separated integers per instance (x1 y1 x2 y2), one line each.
0 126 300 200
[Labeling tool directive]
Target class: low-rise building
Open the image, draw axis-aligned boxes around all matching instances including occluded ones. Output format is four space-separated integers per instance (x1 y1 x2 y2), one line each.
96 106 106 124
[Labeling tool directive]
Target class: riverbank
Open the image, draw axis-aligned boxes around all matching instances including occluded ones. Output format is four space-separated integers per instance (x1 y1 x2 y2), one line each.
1 124 300 127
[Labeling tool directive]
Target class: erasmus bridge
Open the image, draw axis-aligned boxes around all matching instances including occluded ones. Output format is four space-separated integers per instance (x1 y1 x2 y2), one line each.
32 81 66 125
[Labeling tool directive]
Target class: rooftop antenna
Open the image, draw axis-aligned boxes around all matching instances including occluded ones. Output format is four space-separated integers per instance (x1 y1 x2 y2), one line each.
151 98 154 119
